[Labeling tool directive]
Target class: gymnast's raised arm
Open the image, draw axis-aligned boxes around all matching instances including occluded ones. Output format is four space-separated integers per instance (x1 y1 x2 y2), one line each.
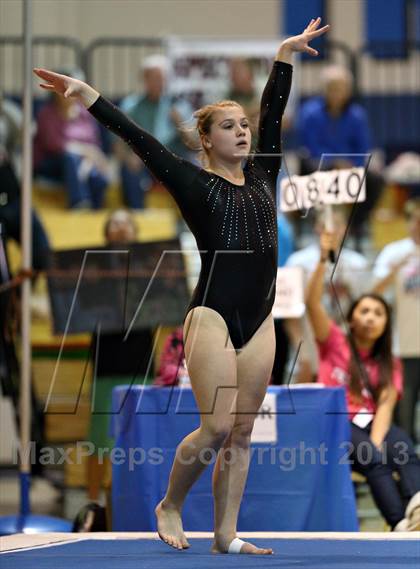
254 17 330 187
33 68 200 203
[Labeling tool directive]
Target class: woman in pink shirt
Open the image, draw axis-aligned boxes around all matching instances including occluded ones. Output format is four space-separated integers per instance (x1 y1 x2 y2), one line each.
306 228 420 531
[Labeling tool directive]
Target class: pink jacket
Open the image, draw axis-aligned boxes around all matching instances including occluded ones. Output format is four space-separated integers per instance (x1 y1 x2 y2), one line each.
154 328 184 387
317 321 403 419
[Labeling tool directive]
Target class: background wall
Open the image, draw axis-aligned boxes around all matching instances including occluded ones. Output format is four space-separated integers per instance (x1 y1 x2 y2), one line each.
1 0 414 51
1 0 418 150
0 0 281 41
0 0 374 94
0 0 364 47
327 0 363 50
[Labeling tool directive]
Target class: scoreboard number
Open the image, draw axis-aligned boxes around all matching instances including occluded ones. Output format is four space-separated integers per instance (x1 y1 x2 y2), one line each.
280 168 366 212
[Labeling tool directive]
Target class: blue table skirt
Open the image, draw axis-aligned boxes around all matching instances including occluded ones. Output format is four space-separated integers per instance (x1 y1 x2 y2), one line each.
110 386 358 532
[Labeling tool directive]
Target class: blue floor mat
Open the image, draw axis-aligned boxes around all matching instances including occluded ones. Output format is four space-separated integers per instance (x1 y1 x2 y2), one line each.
1 538 418 569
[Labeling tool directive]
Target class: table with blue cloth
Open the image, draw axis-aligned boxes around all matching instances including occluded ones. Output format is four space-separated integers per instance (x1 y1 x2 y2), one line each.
110 385 358 532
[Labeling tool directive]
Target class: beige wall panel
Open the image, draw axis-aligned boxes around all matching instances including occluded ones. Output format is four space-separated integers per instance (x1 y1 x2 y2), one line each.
328 0 363 50
1 0 281 42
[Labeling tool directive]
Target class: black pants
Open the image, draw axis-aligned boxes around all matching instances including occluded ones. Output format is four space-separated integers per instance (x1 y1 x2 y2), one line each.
351 423 420 528
271 318 289 385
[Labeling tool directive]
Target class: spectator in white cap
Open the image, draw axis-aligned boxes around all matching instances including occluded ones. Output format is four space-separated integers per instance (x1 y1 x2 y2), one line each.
113 54 193 209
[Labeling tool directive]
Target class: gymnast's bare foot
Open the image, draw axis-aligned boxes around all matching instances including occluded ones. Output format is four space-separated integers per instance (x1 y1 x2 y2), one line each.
211 535 273 555
155 500 190 550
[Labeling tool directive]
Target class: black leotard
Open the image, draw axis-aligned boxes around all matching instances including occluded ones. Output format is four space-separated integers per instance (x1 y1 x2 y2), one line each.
88 61 293 349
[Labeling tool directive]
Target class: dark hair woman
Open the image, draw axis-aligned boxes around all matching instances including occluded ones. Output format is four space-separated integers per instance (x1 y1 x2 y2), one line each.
306 228 420 532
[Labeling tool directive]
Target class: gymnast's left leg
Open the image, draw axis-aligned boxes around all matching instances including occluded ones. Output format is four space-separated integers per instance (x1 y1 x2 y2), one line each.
211 313 276 554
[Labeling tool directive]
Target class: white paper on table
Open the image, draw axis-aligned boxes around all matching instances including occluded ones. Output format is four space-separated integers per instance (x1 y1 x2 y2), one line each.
251 392 277 444
352 408 373 429
272 266 305 319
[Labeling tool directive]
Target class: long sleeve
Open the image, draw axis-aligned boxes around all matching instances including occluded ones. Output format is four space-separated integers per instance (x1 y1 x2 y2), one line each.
254 61 293 187
88 96 200 207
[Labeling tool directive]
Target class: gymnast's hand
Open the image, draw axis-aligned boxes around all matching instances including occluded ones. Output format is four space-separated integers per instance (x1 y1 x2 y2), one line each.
33 68 100 108
276 17 330 63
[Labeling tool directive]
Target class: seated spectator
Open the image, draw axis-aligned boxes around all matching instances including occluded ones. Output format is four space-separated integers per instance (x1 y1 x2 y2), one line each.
34 67 110 209
384 153 420 200
225 58 260 139
373 198 420 444
0 93 50 271
0 93 49 474
306 226 420 532
87 209 154 500
114 55 193 209
284 207 369 382
297 65 384 249
225 57 296 142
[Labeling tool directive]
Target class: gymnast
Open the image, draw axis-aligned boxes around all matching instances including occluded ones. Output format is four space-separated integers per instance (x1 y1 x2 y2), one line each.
34 17 329 555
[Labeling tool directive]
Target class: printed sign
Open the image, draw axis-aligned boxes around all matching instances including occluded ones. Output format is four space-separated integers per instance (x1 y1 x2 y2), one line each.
47 239 189 334
166 37 298 115
272 266 305 319
251 392 277 444
280 168 366 212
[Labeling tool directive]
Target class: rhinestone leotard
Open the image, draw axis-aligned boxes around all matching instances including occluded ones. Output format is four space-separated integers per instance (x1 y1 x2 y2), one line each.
88 61 293 349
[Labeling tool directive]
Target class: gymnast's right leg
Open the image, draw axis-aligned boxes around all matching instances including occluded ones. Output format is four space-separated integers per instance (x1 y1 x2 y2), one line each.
155 307 238 550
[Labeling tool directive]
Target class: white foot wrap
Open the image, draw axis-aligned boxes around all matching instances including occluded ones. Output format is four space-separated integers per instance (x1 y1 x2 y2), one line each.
227 538 245 554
